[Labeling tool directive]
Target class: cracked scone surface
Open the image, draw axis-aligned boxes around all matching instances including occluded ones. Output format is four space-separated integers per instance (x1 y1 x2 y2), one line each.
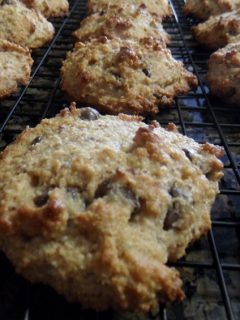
61 38 197 115
21 0 69 17
73 3 170 44
0 105 223 311
206 42 240 105
184 0 240 20
193 10 240 49
0 39 33 98
0 1 54 49
87 0 172 19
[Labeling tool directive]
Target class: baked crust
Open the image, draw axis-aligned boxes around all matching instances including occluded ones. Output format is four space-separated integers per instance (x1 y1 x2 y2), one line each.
87 0 172 20
0 39 33 98
0 104 223 311
21 0 69 17
193 10 240 49
0 0 54 49
206 41 240 105
184 0 240 21
61 38 197 115
73 3 170 45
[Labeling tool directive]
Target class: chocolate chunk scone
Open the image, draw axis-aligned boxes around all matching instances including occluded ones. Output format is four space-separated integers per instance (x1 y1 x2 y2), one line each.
184 0 240 20
73 3 170 44
0 39 33 98
21 0 69 17
61 38 197 115
193 10 240 49
0 0 54 49
88 0 172 20
0 104 223 311
206 41 240 105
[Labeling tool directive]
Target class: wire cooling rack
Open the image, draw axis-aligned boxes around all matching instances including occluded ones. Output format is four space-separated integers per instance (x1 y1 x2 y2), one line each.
0 0 239 319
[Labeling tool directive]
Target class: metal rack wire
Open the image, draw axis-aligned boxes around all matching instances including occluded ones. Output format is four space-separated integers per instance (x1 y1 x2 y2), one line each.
0 0 239 319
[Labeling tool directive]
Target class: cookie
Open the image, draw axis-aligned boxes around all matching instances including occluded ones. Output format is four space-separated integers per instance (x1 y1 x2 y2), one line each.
61 38 197 115
193 10 240 49
0 39 33 98
0 0 54 49
73 3 170 44
0 104 223 311
184 0 240 21
21 0 69 18
88 0 172 20
206 41 240 105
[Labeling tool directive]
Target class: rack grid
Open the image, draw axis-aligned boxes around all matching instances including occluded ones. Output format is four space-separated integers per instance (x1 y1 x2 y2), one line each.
0 0 239 319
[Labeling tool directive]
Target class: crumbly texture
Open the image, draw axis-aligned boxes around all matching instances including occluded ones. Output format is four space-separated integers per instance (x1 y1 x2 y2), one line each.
87 0 172 20
0 1 54 49
0 39 33 98
193 10 240 49
184 0 240 20
61 38 197 115
206 41 240 105
21 0 69 17
73 3 170 44
0 105 223 311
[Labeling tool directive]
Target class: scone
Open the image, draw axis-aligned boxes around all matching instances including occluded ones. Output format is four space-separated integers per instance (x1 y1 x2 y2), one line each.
0 39 33 98
193 10 240 48
0 0 54 49
61 38 197 115
21 0 69 17
184 0 240 20
206 42 240 105
73 3 170 44
0 104 223 311
88 0 172 20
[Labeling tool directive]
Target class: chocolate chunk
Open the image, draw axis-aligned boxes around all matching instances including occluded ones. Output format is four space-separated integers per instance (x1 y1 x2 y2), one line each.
80 108 100 121
228 30 238 36
34 191 49 207
169 187 181 198
142 68 151 78
153 93 162 99
31 136 43 145
99 10 105 16
182 148 193 161
163 205 180 230
120 186 140 210
95 179 112 198
112 72 122 80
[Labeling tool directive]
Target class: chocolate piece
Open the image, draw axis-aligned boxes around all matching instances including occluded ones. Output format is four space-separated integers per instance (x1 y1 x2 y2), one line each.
80 108 100 121
95 179 112 198
31 136 43 145
182 148 193 161
163 205 180 230
169 187 181 198
142 68 151 78
34 191 49 207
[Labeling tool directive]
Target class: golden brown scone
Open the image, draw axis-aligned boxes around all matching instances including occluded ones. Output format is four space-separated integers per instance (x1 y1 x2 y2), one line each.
21 0 69 17
184 0 240 20
0 104 223 311
0 39 33 98
73 3 170 45
193 10 240 48
206 41 240 105
88 0 172 20
61 38 197 115
0 0 54 49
